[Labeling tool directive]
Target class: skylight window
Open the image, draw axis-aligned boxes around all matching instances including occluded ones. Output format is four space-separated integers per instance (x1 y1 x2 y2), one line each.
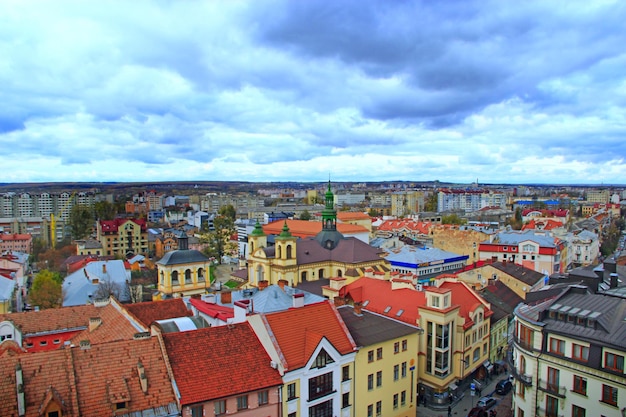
384 306 391 313
396 309 404 317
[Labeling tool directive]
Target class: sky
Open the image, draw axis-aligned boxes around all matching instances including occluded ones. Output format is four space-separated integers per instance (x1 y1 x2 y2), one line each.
2 0 626 185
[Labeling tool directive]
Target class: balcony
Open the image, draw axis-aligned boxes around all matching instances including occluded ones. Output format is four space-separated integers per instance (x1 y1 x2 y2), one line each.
536 407 564 417
538 379 567 398
510 366 533 386
513 336 534 352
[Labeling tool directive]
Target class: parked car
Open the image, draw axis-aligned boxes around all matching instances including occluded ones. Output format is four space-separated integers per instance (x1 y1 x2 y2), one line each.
467 406 488 417
495 378 513 395
476 396 497 409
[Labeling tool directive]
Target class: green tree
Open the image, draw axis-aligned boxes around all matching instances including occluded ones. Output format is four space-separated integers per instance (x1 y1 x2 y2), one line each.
424 193 438 212
201 215 235 263
94 200 116 220
28 270 63 309
68 204 94 240
299 209 312 221
441 214 466 225
218 204 237 221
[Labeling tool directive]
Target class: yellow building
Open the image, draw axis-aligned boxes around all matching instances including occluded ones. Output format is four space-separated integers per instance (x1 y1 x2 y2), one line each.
245 182 390 289
156 235 213 298
96 218 149 257
431 225 492 264
337 304 422 417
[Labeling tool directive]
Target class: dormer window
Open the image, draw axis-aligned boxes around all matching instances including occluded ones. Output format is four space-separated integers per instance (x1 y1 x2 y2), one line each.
313 348 334 369
443 295 449 308
431 295 440 308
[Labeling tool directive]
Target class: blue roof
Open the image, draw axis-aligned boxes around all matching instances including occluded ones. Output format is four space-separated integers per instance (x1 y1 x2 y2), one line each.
0 275 15 302
62 260 130 306
488 230 557 247
384 245 467 266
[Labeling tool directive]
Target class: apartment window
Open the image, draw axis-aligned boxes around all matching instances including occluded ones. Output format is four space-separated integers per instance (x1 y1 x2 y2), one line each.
309 372 333 401
287 382 297 400
393 393 399 409
236 395 248 410
483 343 488 356
401 362 407 378
573 375 587 395
402 339 408 351
214 400 226 415
473 348 480 362
190 405 202 417
518 383 525 399
342 365 350 382
394 342 400 354
376 347 383 360
549 337 565 355
546 395 558 417
517 407 524 417
367 404 373 417
572 405 586 417
601 384 618 406
394 365 399 381
367 374 374 390
376 371 382 387
572 344 589 362
258 390 268 405
401 390 406 406
368 350 374 363
342 392 350 408
375 400 382 417
313 349 334 368
309 400 332 417
547 367 559 393
605 352 625 372
464 355 470 369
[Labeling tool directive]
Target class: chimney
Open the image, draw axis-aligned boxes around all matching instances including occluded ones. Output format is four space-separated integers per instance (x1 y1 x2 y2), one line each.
491 256 498 263
258 280 269 291
89 317 102 332
292 292 305 308
137 361 148 393
503 259 507 266
278 279 288 291
353 302 363 316
16 363 25 417
334 296 346 306
221 290 232 304
610 273 619 289
234 300 250 323
102 263 107 274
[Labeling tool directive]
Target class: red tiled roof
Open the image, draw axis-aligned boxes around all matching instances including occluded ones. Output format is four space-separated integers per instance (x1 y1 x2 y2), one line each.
522 219 564 231
99 218 147 233
377 219 433 234
162 323 282 405
189 298 234 321
439 281 492 328
337 211 371 221
69 302 145 346
72 337 177 416
124 298 191 327
263 219 367 238
263 301 356 370
0 304 98 335
340 277 425 325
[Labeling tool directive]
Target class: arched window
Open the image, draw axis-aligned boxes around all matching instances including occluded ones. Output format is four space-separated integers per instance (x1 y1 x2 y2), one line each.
160 270 164 285
318 269 325 279
198 268 205 282
286 244 292 259
172 271 179 285
256 265 264 283
301 271 307 282
520 355 526 374
277 245 282 259
185 269 192 284
337 269 342 277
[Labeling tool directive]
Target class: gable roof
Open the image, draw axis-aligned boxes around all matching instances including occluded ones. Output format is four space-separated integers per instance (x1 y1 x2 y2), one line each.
124 298 191 327
438 280 493 327
62 260 130 307
339 277 425 325
491 261 547 286
99 218 147 233
295 237 386 265
0 304 98 335
263 219 368 238
337 305 421 347
262 301 356 371
162 323 282 405
68 301 146 346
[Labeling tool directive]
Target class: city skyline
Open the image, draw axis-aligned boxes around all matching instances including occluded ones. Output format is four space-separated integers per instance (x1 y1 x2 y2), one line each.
2 1 626 185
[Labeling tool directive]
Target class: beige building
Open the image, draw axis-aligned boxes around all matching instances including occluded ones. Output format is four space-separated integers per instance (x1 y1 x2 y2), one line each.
431 225 492 264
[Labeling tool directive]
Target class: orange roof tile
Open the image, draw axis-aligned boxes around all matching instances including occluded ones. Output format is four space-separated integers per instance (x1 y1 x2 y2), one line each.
263 301 356 370
337 212 371 221
263 219 367 238
71 337 177 416
69 302 145 346
340 277 425 325
377 219 433 234
162 323 282 405
0 304 98 335
124 298 191 327
439 281 492 328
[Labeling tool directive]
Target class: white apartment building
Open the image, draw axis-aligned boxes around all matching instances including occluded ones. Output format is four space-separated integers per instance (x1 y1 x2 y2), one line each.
511 286 626 417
